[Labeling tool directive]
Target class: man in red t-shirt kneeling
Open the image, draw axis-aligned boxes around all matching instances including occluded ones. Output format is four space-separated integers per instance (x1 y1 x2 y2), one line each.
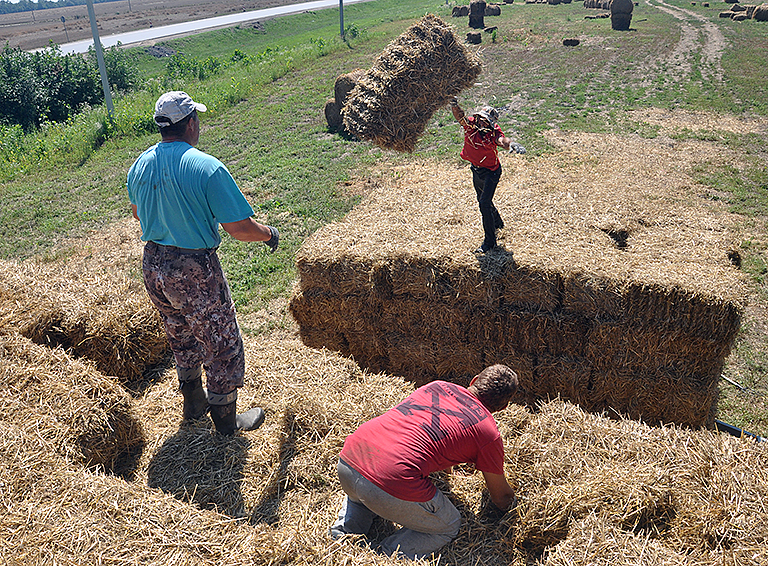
330 364 520 559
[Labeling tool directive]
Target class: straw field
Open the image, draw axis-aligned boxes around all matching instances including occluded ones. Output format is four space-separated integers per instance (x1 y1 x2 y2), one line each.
291 129 747 429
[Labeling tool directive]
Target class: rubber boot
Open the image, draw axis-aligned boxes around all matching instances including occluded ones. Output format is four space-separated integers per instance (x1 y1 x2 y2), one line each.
210 400 265 436
178 366 209 421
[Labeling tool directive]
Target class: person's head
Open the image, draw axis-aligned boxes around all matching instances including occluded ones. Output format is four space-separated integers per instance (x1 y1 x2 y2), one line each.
154 91 207 143
468 364 519 413
472 106 499 132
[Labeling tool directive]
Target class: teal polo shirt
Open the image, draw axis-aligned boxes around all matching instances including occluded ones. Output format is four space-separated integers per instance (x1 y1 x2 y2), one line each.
127 141 254 249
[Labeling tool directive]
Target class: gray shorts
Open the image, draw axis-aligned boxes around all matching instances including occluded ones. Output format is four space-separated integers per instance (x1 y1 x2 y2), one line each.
142 241 245 396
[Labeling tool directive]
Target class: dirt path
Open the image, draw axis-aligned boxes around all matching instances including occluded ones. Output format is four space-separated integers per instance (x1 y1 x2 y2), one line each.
645 0 728 83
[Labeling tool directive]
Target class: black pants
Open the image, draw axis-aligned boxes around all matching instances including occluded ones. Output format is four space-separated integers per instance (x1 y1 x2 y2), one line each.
471 164 503 249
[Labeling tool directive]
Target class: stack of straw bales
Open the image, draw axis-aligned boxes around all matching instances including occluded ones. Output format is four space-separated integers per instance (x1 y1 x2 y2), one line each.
290 131 746 428
0 219 169 383
342 14 482 153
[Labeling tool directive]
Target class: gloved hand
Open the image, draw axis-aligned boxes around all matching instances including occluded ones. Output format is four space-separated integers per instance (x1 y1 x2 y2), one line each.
509 142 526 155
265 225 279 253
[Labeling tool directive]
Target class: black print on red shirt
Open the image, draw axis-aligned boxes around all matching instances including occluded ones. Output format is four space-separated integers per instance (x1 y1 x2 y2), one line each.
395 387 488 442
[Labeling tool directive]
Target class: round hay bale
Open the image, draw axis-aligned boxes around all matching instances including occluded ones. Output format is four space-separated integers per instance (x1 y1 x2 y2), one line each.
467 31 483 43
324 98 342 131
333 69 365 105
755 3 768 19
469 0 486 28
611 12 633 28
563 38 581 46
452 5 464 16
733 12 749 18
719 9 734 15
610 0 634 14
731 3 746 11
485 3 502 14
485 25 498 32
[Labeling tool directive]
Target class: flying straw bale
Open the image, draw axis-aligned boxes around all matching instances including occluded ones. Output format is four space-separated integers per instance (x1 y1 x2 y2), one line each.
341 14 482 153
0 330 144 471
0 219 169 383
290 131 746 428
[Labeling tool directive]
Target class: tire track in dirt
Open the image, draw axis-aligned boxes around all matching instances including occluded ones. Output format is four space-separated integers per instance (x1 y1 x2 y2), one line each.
645 0 727 83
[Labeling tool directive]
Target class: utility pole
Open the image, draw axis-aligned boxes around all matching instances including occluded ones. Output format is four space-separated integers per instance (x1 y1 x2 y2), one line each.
85 0 114 120
61 16 69 42
339 0 344 38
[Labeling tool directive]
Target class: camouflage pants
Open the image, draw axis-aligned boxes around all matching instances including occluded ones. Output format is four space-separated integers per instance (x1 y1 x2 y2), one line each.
142 241 244 396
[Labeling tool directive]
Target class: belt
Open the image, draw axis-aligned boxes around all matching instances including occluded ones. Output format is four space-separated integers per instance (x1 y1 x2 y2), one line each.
146 241 217 255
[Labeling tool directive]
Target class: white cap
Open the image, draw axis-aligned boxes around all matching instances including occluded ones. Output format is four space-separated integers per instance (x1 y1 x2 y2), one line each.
154 91 207 127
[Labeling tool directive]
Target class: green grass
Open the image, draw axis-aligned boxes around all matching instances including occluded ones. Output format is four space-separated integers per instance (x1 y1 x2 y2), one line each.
3 0 768 435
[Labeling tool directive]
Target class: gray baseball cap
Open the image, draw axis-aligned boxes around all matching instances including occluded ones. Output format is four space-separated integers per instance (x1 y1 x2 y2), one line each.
154 91 207 127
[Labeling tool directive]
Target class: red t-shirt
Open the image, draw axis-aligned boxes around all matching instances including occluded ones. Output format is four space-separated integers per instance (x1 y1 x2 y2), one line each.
340 381 506 502
459 115 504 170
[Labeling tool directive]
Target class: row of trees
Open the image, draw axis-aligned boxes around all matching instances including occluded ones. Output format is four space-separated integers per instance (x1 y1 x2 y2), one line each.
0 43 137 130
0 0 117 15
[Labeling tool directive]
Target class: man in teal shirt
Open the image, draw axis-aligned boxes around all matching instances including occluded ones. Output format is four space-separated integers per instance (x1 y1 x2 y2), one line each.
127 91 278 435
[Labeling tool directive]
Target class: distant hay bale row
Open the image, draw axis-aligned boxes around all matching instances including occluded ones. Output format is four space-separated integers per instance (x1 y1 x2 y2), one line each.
341 14 482 153
584 0 611 8
0 254 168 383
0 330 143 471
289 135 745 428
720 3 768 20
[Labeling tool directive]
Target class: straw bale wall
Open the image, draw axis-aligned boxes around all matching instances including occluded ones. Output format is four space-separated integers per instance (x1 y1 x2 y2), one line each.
342 14 482 153
290 132 746 428
0 330 144 471
0 223 169 383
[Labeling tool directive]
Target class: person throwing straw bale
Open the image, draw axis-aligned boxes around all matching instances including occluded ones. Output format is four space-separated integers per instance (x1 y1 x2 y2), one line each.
330 364 521 559
450 98 526 254
127 91 279 436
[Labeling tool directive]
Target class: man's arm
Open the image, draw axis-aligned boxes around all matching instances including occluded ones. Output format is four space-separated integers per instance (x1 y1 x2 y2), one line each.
450 98 466 124
131 204 140 222
221 217 272 242
221 217 280 253
496 134 512 152
482 471 517 511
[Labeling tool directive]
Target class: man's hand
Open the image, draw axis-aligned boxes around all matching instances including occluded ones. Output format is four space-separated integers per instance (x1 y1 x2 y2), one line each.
265 225 279 253
482 471 517 511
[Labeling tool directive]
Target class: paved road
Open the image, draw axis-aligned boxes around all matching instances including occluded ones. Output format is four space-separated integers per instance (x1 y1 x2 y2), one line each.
59 0 369 54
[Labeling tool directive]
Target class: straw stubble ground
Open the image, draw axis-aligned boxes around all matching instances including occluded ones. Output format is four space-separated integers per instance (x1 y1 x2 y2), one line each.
2 121 768 564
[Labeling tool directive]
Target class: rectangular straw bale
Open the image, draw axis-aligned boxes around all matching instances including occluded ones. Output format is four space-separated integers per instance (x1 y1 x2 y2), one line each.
501 265 563 313
586 321 733 378
623 283 742 343
342 14 482 152
590 367 718 427
295 254 374 297
0 331 144 471
530 356 594 407
562 272 625 320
